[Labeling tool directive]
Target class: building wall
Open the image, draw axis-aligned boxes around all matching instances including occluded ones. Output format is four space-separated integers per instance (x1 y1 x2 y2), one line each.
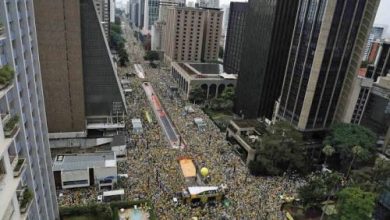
363 26 384 61
93 0 110 38
80 0 127 118
234 0 299 120
163 7 206 62
278 0 380 132
0 0 59 219
360 76 390 136
223 2 247 74
202 9 223 62
34 0 86 133
366 41 390 81
162 7 221 63
335 0 381 125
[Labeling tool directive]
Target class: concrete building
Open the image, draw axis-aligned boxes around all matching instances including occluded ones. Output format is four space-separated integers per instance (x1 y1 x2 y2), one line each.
344 76 374 125
93 0 112 38
360 76 390 152
344 74 390 155
363 26 385 61
171 62 236 99
162 6 222 63
142 0 160 35
151 0 185 51
223 2 247 75
52 152 117 190
366 40 390 82
226 120 266 165
234 0 299 120
34 0 127 148
0 1 59 219
197 0 219 9
129 0 145 31
110 0 115 22
220 4 229 48
278 0 380 133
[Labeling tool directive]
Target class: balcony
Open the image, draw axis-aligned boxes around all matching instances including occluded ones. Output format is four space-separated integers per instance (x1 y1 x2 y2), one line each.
0 22 5 41
13 157 26 177
3 115 20 138
17 187 33 214
0 65 15 98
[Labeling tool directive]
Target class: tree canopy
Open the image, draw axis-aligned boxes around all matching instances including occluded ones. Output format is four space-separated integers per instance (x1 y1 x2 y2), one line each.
109 23 129 67
335 187 376 220
220 87 235 102
189 86 207 104
143 51 160 61
323 123 376 171
250 121 308 176
298 172 343 207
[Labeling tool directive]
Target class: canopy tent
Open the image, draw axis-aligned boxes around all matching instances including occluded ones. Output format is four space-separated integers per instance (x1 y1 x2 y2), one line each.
188 186 219 195
185 105 195 113
131 118 143 134
194 118 206 131
179 158 197 178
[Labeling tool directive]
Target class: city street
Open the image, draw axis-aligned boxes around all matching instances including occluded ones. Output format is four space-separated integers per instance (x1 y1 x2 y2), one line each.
57 21 305 219
116 21 306 219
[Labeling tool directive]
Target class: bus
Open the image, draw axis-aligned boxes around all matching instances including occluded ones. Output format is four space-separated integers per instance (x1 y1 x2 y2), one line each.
181 185 228 206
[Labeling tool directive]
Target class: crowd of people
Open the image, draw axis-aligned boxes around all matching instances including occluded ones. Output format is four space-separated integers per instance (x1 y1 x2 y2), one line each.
57 22 306 219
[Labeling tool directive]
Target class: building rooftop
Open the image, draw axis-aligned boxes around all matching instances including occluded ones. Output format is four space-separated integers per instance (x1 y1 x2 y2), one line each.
189 63 223 75
52 152 116 171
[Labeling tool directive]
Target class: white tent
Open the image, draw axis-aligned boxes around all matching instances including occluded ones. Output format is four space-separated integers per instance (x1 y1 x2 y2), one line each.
132 118 143 134
194 118 206 131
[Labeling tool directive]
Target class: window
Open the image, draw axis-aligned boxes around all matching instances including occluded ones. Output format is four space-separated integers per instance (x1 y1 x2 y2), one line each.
63 180 89 186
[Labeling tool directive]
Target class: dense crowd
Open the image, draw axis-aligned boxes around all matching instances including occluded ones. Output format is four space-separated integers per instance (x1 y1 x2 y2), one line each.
57 22 306 219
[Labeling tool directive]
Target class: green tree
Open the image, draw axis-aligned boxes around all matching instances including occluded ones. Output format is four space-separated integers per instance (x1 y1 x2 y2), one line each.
143 51 160 62
346 145 364 178
110 23 123 35
218 46 224 58
298 172 343 207
335 187 376 220
322 145 335 165
189 86 207 104
350 158 390 192
324 123 376 171
118 47 129 67
114 16 121 25
251 121 307 175
220 87 235 102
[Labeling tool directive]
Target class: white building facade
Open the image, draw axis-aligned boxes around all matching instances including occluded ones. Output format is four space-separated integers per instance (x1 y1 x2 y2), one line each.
0 0 59 219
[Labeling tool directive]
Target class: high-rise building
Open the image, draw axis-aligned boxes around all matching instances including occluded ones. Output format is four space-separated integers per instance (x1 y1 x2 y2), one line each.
142 0 160 34
0 1 58 219
223 2 247 74
34 0 127 148
220 4 229 47
278 0 380 132
93 0 112 38
129 0 145 30
197 0 219 8
363 26 385 61
151 0 185 51
110 0 116 22
366 40 390 81
162 6 222 63
360 75 389 141
234 0 299 120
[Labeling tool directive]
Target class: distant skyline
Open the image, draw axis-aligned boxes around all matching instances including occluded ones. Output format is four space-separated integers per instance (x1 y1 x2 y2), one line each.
117 0 390 36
